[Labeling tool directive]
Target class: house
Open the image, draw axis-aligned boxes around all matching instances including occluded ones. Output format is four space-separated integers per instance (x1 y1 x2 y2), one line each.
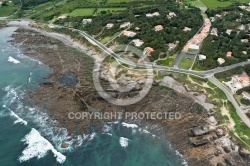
183 27 192 32
242 51 247 55
152 12 160 16
167 41 179 51
215 14 222 18
154 25 163 31
135 27 140 30
58 15 67 19
210 17 215 22
211 28 218 36
120 22 131 28
146 13 153 17
238 24 246 31
82 19 92 24
143 47 154 56
243 91 250 100
146 12 160 17
217 58 225 65
236 72 250 87
168 12 176 18
199 54 206 60
123 30 136 37
226 29 232 35
189 44 199 50
132 39 144 47
241 39 249 43
226 51 232 57
106 23 114 29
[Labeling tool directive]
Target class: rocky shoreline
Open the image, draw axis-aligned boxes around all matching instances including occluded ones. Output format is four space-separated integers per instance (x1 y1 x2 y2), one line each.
8 27 250 166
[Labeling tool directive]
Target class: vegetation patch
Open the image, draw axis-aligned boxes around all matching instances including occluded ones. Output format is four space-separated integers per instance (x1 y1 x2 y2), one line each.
179 57 194 69
69 8 95 16
157 58 174 66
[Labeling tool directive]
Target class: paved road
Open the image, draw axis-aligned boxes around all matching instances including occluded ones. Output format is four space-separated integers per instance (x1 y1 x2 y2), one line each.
208 76 250 128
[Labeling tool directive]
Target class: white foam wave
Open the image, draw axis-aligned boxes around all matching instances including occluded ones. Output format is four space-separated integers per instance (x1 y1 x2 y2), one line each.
28 72 32 83
10 111 27 125
119 137 130 148
19 128 66 164
121 122 138 129
8 56 20 64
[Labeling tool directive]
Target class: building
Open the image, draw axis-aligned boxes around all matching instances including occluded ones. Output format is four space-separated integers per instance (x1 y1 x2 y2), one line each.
167 12 176 19
217 58 225 65
236 72 250 87
242 51 247 55
146 12 160 17
238 24 246 31
183 27 191 32
120 22 131 28
152 12 160 16
146 13 153 17
123 30 136 37
241 39 249 43
82 19 92 24
106 23 114 29
226 51 232 57
199 54 206 60
154 25 163 31
135 27 140 30
211 28 218 36
226 29 232 35
132 39 144 47
58 15 67 19
167 41 179 51
243 91 250 100
231 72 250 89
143 47 154 56
189 44 199 50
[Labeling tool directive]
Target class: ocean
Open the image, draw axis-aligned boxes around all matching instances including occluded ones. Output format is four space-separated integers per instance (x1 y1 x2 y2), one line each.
0 27 187 166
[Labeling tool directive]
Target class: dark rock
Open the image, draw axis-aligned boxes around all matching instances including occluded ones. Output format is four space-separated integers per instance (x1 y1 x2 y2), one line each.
190 126 209 136
190 138 210 146
223 146 231 153
239 147 250 158
216 128 224 137
216 162 224 166
40 82 54 87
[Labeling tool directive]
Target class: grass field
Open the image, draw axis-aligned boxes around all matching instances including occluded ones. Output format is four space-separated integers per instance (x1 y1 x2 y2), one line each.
179 57 194 69
96 7 127 14
157 58 174 66
69 8 95 16
200 0 232 8
185 0 206 7
0 6 17 17
107 0 142 3
186 0 250 9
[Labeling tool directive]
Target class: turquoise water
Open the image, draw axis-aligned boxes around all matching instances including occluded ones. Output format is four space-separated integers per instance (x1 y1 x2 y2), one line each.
0 27 187 166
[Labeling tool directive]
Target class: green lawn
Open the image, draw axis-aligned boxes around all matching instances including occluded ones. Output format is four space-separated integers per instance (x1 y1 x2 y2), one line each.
185 0 206 8
158 58 174 66
201 0 232 8
179 57 194 69
0 6 17 17
107 0 143 3
69 8 95 16
96 7 127 14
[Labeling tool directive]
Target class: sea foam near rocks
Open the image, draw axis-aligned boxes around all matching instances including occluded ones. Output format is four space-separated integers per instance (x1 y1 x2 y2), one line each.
19 128 66 164
119 137 130 148
8 56 20 64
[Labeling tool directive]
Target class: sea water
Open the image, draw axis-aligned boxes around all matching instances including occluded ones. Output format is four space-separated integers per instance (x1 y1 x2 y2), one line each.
0 27 187 166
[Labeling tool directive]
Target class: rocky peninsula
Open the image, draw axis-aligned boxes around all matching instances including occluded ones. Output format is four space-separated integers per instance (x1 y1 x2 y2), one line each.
8 26 250 166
